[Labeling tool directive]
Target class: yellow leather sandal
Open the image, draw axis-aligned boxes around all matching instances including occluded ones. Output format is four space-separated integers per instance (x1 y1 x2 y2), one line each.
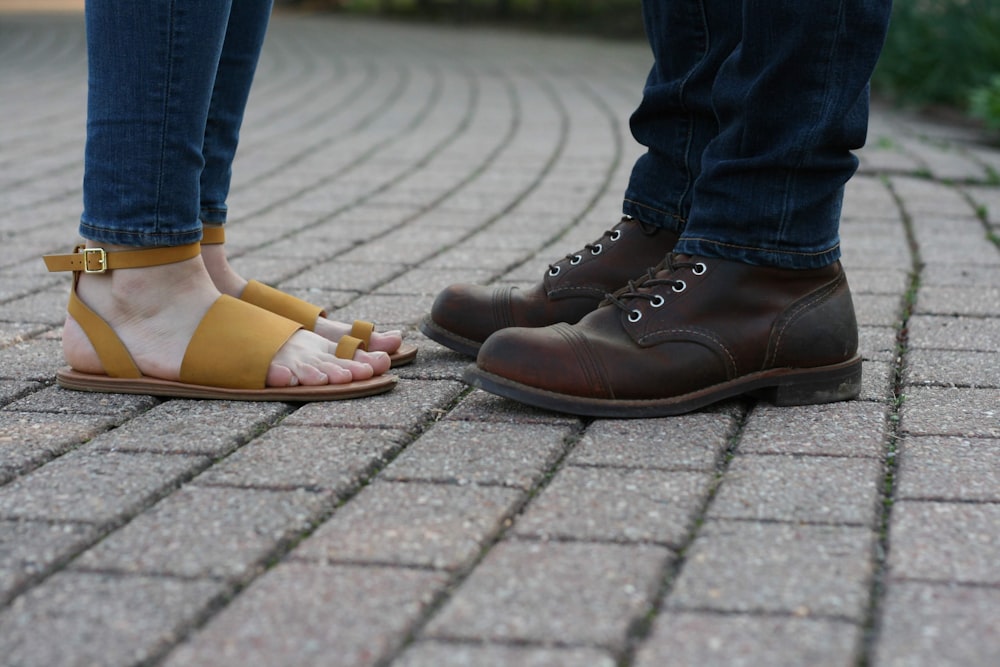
202 226 418 367
43 243 396 401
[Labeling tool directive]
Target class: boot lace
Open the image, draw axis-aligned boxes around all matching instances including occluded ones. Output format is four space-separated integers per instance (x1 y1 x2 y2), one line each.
547 216 658 277
606 254 707 323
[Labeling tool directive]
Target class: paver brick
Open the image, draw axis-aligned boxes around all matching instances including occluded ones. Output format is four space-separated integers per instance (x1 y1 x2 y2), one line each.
292 480 521 570
381 420 574 489
283 378 466 429
708 455 884 525
396 642 617 667
907 314 1000 351
887 500 1000 585
0 519 99 605
667 520 876 619
634 611 860 667
162 562 446 667
87 399 291 455
566 411 736 470
905 349 1000 387
0 571 226 667
512 466 712 546
0 449 209 523
73 485 332 581
423 540 672 651
737 402 889 457
0 411 117 484
901 387 1000 437
896 435 1000 501
874 583 1000 667
194 425 409 493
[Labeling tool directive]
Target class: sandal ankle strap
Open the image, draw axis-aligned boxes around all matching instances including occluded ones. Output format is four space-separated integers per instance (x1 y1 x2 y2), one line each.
200 226 225 245
43 242 201 274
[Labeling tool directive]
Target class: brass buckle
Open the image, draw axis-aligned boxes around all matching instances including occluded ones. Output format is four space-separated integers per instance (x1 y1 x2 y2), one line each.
81 247 108 273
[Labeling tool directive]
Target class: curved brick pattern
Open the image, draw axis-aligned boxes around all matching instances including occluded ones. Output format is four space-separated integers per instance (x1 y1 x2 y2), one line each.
1 8 999 667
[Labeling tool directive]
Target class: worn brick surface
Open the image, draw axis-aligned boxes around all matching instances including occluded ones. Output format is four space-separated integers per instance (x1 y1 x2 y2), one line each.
162 563 446 667
512 466 712 546
874 583 1000 667
887 501 1000 585
635 612 860 667
667 521 876 619
424 540 671 651
292 480 522 570
708 455 883 525
895 435 1000 501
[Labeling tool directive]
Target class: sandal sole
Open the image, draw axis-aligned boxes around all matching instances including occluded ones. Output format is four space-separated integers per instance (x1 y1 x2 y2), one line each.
57 369 397 402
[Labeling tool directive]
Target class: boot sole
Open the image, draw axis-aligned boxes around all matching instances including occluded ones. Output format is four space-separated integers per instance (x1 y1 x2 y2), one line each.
419 315 482 358
464 356 863 418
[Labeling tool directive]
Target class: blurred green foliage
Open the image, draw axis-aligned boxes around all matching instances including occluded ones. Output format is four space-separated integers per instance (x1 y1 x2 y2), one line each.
873 0 1000 127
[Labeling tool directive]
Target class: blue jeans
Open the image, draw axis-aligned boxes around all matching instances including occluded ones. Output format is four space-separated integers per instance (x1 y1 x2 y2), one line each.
623 0 892 268
80 0 273 246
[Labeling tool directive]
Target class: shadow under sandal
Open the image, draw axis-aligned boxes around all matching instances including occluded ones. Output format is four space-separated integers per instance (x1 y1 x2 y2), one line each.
201 226 417 367
43 243 396 401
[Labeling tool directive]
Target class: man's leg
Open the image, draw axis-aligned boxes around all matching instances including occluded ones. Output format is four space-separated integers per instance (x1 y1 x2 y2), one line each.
419 0 737 357
469 0 892 417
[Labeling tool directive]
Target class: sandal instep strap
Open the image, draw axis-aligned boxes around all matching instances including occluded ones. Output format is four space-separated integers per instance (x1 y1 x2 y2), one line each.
180 295 302 390
43 243 201 274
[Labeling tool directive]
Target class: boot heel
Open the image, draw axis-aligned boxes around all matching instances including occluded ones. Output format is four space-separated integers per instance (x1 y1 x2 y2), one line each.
752 357 863 407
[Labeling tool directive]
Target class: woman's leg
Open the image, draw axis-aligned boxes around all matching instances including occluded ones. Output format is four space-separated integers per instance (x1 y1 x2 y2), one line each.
196 0 405 355
67 0 389 387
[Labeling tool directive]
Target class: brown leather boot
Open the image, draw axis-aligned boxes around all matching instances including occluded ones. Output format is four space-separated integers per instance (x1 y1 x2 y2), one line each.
420 216 680 356
465 254 862 417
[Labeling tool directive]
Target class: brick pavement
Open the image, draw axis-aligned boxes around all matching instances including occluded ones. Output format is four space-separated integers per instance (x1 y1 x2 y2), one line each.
1 10 999 667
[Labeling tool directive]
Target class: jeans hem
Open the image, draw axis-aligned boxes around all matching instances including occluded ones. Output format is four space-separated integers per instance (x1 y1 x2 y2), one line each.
673 236 842 270
78 221 203 248
622 197 686 233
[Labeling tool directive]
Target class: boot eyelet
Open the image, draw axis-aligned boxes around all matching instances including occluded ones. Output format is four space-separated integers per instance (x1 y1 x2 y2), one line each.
591 243 603 255
672 280 687 293
650 295 665 308
570 255 582 265
693 263 707 275
609 230 621 241
548 266 561 277
628 309 642 323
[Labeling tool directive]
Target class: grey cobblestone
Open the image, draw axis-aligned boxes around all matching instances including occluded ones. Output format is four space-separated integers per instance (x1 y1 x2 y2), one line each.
2 9 999 666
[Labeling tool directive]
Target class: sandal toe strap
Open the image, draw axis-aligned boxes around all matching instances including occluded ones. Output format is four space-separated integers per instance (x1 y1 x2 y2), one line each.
241 280 327 330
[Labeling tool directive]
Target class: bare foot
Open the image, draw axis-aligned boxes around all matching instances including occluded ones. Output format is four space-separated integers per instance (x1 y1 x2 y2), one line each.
200 238 405 355
62 244 390 388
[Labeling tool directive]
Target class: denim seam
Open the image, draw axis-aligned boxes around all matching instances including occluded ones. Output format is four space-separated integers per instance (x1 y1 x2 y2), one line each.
679 236 840 258
155 0 178 233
